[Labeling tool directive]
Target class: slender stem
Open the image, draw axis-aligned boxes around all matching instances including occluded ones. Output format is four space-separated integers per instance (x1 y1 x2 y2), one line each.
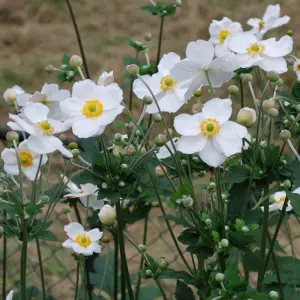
115 202 134 300
31 155 43 204
13 140 25 203
113 231 119 300
36 238 46 300
2 213 7 298
65 0 90 78
20 219 28 300
205 71 214 97
239 78 244 108
156 17 165 68
147 166 193 274
74 261 80 300
73 202 82 224
154 278 168 300
129 51 138 111
275 142 286 169
135 215 149 299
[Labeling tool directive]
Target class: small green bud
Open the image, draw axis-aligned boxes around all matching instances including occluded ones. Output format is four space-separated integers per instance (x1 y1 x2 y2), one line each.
267 71 280 83
153 113 162 123
101 182 108 189
120 163 128 170
40 195 50 203
59 134 67 143
61 64 67 70
283 179 291 189
269 291 279 300
45 64 56 73
221 194 227 201
62 207 72 214
275 78 284 86
225 225 230 232
194 89 202 97
268 108 279 118
138 244 147 253
70 55 83 68
144 32 152 42
157 257 169 270
118 181 125 187
143 95 153 105
155 166 166 177
287 29 293 36
215 273 225 282
135 130 142 137
192 156 200 163
199 170 207 178
241 225 249 233
181 195 194 208
0 226 4 237
145 269 153 277
228 85 239 96
263 99 278 111
296 104 300 113
205 218 212 226
6 131 19 142
126 64 139 76
154 134 167 146
102 235 110 243
207 182 216 191
220 238 229 248
241 73 253 83
114 133 123 142
279 129 291 141
68 142 78 150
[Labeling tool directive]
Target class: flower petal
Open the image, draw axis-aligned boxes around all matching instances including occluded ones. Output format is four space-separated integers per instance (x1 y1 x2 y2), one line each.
81 183 98 194
87 228 103 242
64 222 84 240
62 239 74 249
202 98 232 124
186 40 214 66
170 59 203 83
199 139 226 167
261 35 293 57
174 113 203 136
24 103 49 123
177 134 207 154
257 56 287 74
228 33 257 54
158 52 181 76
27 135 62 154
71 117 101 138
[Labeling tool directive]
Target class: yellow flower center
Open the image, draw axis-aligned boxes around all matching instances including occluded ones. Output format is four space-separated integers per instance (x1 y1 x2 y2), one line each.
75 234 92 248
297 64 300 72
160 75 176 91
219 29 231 44
82 100 103 118
258 20 265 31
246 42 265 57
275 196 286 204
19 151 34 167
36 120 54 136
200 118 221 137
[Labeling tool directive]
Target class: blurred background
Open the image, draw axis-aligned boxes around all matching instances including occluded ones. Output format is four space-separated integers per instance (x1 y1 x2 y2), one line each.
0 0 298 298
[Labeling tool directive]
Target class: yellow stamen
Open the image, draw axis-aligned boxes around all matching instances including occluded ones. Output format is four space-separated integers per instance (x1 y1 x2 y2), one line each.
246 42 265 57
82 100 103 118
275 196 286 204
160 75 176 91
219 29 231 44
200 118 221 137
258 20 265 31
75 234 92 248
19 151 34 167
36 120 54 136
297 65 300 72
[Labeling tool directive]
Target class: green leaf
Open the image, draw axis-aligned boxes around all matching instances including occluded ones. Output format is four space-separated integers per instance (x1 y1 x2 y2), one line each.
159 269 194 284
35 230 57 241
292 81 300 100
175 280 195 300
287 191 300 216
138 285 162 300
224 166 250 184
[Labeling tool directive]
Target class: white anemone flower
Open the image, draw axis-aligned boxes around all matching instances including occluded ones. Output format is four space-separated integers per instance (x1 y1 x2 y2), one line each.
156 137 179 160
6 290 14 300
294 58 300 81
227 33 293 74
17 83 70 121
261 190 295 212
97 71 114 86
247 4 290 40
170 40 234 100
133 52 188 113
1 140 47 181
62 222 103 256
174 98 247 167
8 103 72 157
3 85 25 104
209 17 243 57
60 79 123 138
63 180 106 211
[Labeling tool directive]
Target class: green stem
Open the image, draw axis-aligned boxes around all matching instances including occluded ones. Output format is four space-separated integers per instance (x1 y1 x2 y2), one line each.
2 213 7 298
239 78 244 108
154 278 168 300
129 51 138 111
36 238 46 300
21 219 28 300
74 261 80 300
31 155 43 204
116 202 134 300
113 231 119 300
156 17 165 68
205 71 214 97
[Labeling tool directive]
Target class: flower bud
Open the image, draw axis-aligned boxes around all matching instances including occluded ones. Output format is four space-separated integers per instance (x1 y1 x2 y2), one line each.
120 163 128 170
4 89 17 104
101 182 108 189
61 64 67 70
143 95 153 105
154 134 167 146
283 179 291 189
227 85 239 96
287 29 293 36
137 145 146 154
268 108 279 118
205 218 212 226
275 78 284 87
138 244 147 252
155 165 166 177
199 170 207 178
194 89 202 97
62 207 72 214
114 133 123 142
279 129 291 141
207 182 216 191
192 156 199 163
241 73 253 83
267 71 280 83
221 194 227 201
125 144 137 156
215 273 225 282
220 238 229 248
157 257 169 270
71 149 80 158
118 181 125 187
67 70 74 78
260 141 268 149
269 291 279 300
98 204 116 225
102 235 110 243
144 32 152 42
262 99 278 111
153 113 162 123
192 102 201 113
59 134 67 143
145 269 153 277
176 0 183 6
40 195 50 203
68 142 78 150
181 195 194 208
126 64 139 76
45 64 56 73
237 107 257 127
241 225 249 233
6 131 19 142
225 225 230 232
70 55 83 68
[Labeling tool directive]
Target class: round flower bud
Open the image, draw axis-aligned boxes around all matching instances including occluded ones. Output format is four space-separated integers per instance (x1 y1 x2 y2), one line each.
62 207 72 214
241 73 253 83
157 257 169 270
279 129 291 141
225 225 230 232
70 55 83 68
295 104 300 113
192 102 202 113
101 182 108 189
143 95 153 105
241 226 249 233
227 85 239 96
267 71 280 83
68 142 78 150
269 291 279 299
114 133 123 142
268 108 279 118
237 107 257 127
40 195 50 203
155 166 166 177
137 145 146 154
181 195 194 208
207 182 216 191
215 273 225 282
283 179 291 189
45 64 56 73
153 113 162 123
120 163 128 170
260 141 268 149
71 149 80 158
275 78 284 87
6 131 19 142
205 218 212 226
176 0 183 6
199 170 207 178
125 144 137 156
59 134 67 143
138 244 147 253
181 159 188 166
154 134 167 147
194 89 202 97
98 204 116 225
102 235 110 243
262 99 278 111
61 64 67 70
192 156 199 163
135 130 142 137
220 239 229 248
287 29 293 36
126 64 139 76
144 32 152 42
221 194 227 201
118 181 125 187
145 269 153 277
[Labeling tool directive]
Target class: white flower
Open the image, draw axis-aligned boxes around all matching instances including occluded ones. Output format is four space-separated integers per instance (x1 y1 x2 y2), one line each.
133 52 188 113
60 79 123 138
227 33 293 74
3 85 25 104
294 58 300 81
174 98 247 167
63 181 106 211
237 107 257 127
247 4 290 40
62 222 103 256
17 83 70 121
6 290 14 300
170 40 234 100
97 71 114 86
7 103 72 157
261 190 294 212
209 17 243 57
156 137 179 160
98 204 116 225
1 140 47 181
